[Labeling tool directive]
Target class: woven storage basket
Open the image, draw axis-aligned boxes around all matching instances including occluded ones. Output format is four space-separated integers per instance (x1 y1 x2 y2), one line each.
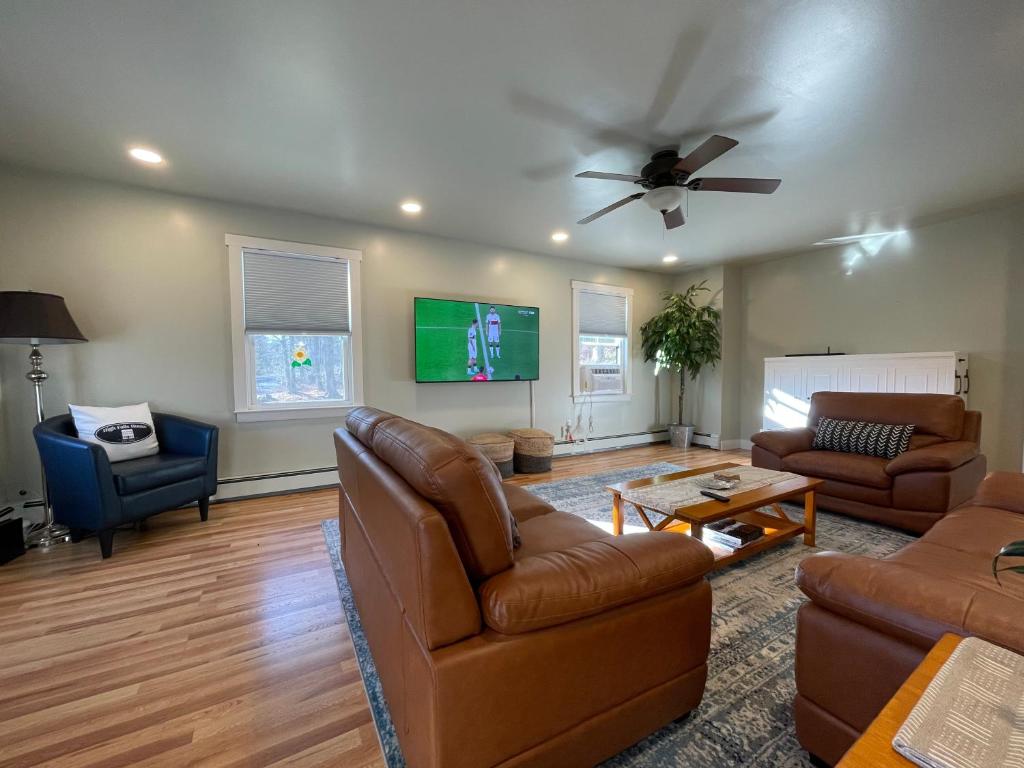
468 433 515 478
509 428 554 474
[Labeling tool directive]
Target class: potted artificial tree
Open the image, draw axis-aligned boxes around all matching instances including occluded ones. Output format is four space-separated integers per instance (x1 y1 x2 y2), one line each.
640 281 722 448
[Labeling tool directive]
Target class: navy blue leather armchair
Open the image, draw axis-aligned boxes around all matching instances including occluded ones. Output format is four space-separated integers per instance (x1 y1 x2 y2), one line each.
34 413 219 558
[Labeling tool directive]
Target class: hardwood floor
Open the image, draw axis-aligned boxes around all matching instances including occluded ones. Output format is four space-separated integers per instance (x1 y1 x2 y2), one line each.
0 443 748 767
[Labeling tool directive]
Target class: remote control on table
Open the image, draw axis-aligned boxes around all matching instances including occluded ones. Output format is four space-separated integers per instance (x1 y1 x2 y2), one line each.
700 490 731 502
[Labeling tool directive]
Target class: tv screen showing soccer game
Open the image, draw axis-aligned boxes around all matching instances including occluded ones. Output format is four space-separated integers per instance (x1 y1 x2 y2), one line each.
414 297 540 382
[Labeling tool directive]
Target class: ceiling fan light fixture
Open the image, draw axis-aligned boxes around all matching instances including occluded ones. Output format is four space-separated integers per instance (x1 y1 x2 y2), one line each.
643 187 683 213
573 136 778 231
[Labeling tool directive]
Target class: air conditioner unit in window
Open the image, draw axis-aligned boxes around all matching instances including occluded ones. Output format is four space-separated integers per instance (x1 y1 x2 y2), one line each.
584 366 624 395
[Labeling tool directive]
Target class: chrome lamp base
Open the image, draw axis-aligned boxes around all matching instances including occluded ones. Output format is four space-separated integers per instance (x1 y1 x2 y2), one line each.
24 343 72 551
25 521 72 549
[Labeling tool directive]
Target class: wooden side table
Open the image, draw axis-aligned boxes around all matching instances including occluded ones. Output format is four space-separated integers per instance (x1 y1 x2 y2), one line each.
836 633 964 767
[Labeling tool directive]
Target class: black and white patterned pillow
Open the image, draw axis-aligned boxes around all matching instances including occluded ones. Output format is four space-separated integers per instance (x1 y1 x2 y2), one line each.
812 417 914 459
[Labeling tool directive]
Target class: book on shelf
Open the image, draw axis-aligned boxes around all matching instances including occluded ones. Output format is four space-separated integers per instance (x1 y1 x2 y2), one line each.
703 519 764 549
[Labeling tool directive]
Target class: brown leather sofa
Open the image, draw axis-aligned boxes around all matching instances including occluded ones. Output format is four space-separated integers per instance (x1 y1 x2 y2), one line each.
751 392 985 533
793 471 1024 765
334 407 715 768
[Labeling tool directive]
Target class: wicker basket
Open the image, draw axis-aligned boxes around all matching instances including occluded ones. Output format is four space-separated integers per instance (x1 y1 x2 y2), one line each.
509 428 555 474
468 433 515 478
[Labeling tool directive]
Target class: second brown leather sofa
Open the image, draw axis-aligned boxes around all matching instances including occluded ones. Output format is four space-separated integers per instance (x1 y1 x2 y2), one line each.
751 392 986 533
335 407 715 768
793 471 1024 765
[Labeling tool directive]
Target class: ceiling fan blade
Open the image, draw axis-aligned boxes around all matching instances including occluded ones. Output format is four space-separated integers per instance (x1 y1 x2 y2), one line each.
673 134 738 175
577 192 644 225
575 171 643 183
662 206 685 229
687 177 781 193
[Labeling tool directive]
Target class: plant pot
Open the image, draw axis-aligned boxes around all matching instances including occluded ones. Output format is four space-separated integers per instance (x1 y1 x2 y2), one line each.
668 424 695 449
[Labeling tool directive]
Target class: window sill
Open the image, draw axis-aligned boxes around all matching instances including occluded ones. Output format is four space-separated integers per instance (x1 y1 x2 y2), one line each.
235 405 361 423
572 392 632 403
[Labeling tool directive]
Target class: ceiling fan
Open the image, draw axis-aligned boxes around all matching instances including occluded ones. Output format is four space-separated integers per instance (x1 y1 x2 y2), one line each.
575 135 780 230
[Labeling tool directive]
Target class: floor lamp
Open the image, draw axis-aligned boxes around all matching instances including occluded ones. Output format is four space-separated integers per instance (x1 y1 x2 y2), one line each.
0 291 88 548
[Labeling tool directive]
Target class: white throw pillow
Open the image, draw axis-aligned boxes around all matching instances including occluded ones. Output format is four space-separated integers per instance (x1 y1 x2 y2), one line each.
69 403 160 463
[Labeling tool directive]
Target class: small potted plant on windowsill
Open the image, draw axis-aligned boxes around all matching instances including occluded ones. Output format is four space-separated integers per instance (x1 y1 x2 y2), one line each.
640 281 721 448
993 541 1024 583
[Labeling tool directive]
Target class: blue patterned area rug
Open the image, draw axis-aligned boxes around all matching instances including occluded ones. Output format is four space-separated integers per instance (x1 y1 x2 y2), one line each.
321 462 913 767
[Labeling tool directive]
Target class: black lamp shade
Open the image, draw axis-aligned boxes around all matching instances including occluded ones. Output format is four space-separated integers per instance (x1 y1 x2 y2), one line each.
0 291 87 344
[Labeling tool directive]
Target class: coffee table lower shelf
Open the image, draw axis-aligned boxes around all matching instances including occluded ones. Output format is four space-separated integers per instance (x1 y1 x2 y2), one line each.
640 506 807 568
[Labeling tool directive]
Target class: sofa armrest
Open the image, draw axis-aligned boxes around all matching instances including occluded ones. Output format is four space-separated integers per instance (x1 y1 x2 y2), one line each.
479 533 714 634
885 441 978 476
32 425 121 530
971 471 1024 514
154 413 219 495
750 428 814 458
796 552 1024 652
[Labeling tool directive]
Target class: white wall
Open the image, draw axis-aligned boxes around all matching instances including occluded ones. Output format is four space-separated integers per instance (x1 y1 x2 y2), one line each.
0 165 673 501
737 199 1024 471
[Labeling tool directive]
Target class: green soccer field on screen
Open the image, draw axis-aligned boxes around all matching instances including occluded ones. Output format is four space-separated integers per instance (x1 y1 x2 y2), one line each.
414 297 540 383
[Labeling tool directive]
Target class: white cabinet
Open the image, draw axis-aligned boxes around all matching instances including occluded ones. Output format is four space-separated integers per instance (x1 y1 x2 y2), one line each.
762 352 968 430
802 361 842 401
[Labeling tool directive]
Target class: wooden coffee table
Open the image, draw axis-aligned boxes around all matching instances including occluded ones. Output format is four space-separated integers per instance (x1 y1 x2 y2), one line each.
605 462 822 568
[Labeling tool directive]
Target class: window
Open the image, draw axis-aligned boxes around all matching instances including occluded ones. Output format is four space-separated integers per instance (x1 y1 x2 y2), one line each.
571 280 632 399
226 235 363 421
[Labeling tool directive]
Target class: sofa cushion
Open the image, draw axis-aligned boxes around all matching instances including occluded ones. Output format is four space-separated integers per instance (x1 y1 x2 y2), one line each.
502 482 556 524
514 509 608 562
909 434 946 451
367 415 515 581
479 532 714 634
815 479 892 507
812 418 914 459
808 392 965 440
898 503 1024 561
783 450 893 489
111 453 207 495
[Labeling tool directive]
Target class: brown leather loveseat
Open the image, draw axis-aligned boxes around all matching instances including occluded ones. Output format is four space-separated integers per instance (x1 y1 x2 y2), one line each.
751 392 985 533
793 471 1024 765
334 407 715 768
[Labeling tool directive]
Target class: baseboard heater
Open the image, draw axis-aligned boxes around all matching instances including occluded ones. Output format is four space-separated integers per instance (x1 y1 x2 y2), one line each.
691 431 721 450
553 429 668 457
217 467 338 485
212 466 339 502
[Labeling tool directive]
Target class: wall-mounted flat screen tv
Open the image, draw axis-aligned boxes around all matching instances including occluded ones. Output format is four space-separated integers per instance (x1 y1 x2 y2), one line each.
414 297 540 382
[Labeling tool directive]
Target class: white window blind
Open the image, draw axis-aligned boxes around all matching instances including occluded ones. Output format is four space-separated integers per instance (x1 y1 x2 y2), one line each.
578 290 628 337
242 249 351 333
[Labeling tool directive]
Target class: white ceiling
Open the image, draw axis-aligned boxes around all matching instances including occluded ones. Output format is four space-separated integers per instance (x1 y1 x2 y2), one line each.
1 0 1023 270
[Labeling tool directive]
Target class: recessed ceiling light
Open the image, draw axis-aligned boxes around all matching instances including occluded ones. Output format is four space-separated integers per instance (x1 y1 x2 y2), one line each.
662 254 679 264
551 230 569 243
128 146 164 164
400 200 422 214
